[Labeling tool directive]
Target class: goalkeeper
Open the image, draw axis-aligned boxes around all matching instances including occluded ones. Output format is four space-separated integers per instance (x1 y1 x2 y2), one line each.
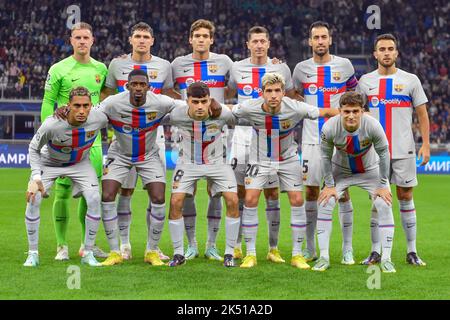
41 22 108 260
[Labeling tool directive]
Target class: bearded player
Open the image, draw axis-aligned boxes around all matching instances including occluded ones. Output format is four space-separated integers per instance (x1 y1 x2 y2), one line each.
292 21 358 264
357 33 429 266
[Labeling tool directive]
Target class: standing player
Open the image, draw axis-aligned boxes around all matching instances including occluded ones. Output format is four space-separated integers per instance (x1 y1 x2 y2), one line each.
357 34 429 266
226 26 296 262
231 73 338 269
171 19 233 261
292 21 358 264
24 87 108 267
312 92 396 273
166 82 240 267
101 22 177 260
41 22 108 260
98 69 185 266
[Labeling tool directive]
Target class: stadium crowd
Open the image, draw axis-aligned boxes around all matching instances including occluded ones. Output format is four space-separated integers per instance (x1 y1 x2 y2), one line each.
0 0 448 143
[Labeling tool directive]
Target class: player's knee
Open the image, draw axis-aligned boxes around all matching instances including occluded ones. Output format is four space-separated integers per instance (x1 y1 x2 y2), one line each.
396 187 413 201
223 193 239 217
289 192 304 207
150 193 165 205
305 186 319 201
102 190 117 202
244 194 259 208
120 188 134 197
263 188 279 201
28 192 43 207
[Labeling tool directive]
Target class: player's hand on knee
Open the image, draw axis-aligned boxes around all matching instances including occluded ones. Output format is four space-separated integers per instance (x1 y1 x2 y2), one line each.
318 186 337 206
53 105 70 120
27 180 44 203
374 187 392 206
208 98 222 118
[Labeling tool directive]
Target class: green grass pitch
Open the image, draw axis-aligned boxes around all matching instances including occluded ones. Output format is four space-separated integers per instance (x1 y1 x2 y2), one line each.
1 168 449 300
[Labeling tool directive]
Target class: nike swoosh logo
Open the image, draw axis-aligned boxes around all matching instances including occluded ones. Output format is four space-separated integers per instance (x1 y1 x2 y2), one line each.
122 71 130 75
183 69 190 73
241 76 250 80
405 179 414 184
71 78 80 82
156 175 163 178
268 181 276 185
91 184 98 187
60 139 70 143
228 186 235 189
120 115 130 118
369 87 377 90
294 184 301 187
306 74 314 78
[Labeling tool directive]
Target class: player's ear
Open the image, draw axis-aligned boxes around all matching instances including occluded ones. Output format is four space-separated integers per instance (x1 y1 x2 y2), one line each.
189 36 193 46
308 37 312 47
128 36 132 46
329 36 332 46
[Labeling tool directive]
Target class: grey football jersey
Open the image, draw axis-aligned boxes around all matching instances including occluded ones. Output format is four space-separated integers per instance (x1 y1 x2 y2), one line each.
171 53 233 103
320 114 388 174
29 111 108 178
228 57 293 102
168 103 235 164
357 68 428 159
105 54 173 94
292 55 357 144
98 91 184 162
232 97 319 162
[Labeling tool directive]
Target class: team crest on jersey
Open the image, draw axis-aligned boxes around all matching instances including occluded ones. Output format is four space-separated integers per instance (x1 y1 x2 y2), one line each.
86 131 96 139
95 74 101 84
370 97 380 107
394 84 404 92
361 139 371 147
333 72 341 81
147 112 158 121
281 120 291 130
207 124 220 135
208 64 219 73
149 71 158 79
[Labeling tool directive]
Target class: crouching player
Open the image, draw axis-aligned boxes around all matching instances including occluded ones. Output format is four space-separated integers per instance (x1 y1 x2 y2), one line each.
313 92 396 273
230 73 338 269
167 82 240 267
24 87 108 267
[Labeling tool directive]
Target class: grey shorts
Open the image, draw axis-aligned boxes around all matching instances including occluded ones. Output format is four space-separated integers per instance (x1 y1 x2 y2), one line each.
106 131 166 189
334 167 390 199
172 163 237 196
244 158 303 192
39 159 99 198
102 154 166 186
390 158 418 187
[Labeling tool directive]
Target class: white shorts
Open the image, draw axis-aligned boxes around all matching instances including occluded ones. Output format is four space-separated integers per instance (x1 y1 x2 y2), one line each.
244 157 303 192
172 163 237 196
301 144 322 187
390 158 417 187
106 127 166 189
334 167 390 199
230 127 279 188
102 154 166 186
39 159 99 198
